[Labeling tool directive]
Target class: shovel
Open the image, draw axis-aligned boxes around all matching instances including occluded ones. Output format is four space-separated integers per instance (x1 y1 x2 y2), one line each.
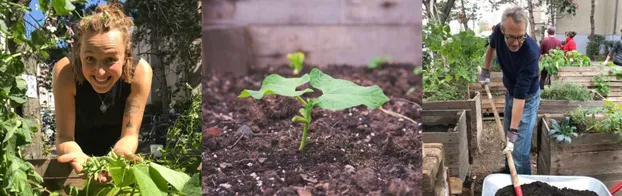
479 68 523 196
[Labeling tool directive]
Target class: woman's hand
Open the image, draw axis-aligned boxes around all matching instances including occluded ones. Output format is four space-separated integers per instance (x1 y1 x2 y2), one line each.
57 152 112 183
113 148 144 163
57 151 89 174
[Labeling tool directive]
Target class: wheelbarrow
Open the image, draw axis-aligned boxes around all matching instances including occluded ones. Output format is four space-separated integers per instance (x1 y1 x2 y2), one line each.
482 174 622 196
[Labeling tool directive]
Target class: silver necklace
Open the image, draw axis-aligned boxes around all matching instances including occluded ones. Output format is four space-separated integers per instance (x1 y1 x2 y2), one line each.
97 92 111 113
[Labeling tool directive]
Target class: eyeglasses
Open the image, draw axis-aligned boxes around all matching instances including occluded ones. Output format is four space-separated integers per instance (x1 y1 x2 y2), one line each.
504 34 527 42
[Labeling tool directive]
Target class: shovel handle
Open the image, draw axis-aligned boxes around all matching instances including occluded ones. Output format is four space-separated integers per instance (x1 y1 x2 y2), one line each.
483 80 523 196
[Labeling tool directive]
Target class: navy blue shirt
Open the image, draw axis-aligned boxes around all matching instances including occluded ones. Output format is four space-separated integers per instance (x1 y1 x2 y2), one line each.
489 24 540 99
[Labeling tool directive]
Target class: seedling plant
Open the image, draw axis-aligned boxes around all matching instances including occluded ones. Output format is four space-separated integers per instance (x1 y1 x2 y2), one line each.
368 55 392 69
287 52 305 76
239 68 394 151
548 117 578 144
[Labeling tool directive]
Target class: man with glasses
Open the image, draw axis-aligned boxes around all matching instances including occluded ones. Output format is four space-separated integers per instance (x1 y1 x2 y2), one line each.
477 6 540 175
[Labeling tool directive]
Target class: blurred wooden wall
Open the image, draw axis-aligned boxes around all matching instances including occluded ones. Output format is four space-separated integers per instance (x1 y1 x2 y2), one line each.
201 0 422 77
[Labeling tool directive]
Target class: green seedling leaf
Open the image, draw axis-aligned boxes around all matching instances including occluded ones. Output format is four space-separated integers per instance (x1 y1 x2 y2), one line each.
108 160 134 187
180 173 201 196
149 162 191 191
309 68 389 110
287 52 305 75
132 164 166 196
239 74 313 99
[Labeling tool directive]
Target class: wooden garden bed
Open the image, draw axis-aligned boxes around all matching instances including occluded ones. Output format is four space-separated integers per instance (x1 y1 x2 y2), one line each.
27 159 84 191
538 89 606 114
552 66 622 102
422 110 469 182
422 143 449 196
423 92 482 162
537 114 622 190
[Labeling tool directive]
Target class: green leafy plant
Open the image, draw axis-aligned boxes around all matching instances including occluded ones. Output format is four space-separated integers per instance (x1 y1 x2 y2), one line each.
239 68 390 151
368 55 392 69
540 49 592 77
422 22 486 101
0 1 89 195
548 117 578 144
63 151 200 196
592 74 611 97
541 81 593 101
287 52 305 76
157 84 202 175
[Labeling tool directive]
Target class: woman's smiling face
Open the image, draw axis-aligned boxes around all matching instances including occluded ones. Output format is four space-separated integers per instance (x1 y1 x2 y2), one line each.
80 30 126 93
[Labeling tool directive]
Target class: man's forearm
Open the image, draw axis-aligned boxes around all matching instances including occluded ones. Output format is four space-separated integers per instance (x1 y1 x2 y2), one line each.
510 98 526 129
484 46 495 70
113 135 139 155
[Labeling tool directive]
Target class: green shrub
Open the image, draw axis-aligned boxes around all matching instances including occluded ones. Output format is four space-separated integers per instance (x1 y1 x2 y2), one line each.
541 81 593 101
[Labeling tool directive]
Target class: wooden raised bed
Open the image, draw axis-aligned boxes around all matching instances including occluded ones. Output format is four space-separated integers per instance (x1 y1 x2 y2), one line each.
423 92 482 162
552 66 622 102
537 114 622 191
27 159 84 191
422 110 469 182
538 89 606 114
469 71 507 116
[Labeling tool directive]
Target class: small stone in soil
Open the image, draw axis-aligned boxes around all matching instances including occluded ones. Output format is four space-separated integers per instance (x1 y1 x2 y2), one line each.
344 165 356 174
237 124 252 134
259 157 267 163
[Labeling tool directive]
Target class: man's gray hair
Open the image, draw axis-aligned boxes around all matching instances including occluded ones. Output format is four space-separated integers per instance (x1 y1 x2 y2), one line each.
501 6 529 28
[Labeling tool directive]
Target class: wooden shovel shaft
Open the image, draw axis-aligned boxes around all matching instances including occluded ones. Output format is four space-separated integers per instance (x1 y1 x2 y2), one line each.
484 84 506 142
484 83 523 196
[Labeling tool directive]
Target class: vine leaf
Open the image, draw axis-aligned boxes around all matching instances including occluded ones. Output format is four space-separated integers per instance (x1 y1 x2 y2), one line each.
131 164 166 196
181 173 201 196
309 68 389 111
108 160 135 187
239 74 313 99
5 160 32 195
149 162 191 192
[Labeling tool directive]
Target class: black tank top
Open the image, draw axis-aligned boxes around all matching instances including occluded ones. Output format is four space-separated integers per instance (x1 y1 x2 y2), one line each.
73 62 135 156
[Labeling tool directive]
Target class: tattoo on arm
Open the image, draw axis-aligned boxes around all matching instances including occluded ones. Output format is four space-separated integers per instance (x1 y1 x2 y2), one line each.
124 99 140 129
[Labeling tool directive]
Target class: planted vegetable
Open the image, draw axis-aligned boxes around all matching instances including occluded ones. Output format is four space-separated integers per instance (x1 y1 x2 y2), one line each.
287 52 305 76
368 55 392 69
548 117 578 144
541 81 593 101
239 68 391 151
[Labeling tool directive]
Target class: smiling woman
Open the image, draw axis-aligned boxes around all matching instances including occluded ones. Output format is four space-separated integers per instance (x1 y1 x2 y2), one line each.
51 3 153 183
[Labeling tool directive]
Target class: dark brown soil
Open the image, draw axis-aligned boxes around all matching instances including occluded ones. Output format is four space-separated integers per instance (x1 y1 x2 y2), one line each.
202 64 422 195
495 181 599 196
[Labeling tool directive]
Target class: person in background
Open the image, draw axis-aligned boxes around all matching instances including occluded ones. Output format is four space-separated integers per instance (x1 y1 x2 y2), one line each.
539 26 562 89
478 6 541 175
561 31 577 52
603 26 622 66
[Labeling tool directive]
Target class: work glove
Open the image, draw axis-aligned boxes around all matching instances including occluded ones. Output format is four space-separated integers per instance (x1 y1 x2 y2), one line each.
602 60 609 65
478 68 491 85
502 129 519 154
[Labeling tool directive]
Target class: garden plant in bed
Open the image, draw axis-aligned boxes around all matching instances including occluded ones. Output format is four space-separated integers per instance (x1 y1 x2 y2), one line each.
203 55 422 195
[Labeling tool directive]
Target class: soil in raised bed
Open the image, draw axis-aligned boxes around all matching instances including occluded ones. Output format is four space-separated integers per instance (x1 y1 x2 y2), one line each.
203 64 422 195
422 124 456 132
495 181 598 196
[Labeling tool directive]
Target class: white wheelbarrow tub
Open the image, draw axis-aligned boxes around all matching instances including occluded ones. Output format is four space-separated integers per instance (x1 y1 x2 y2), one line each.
482 174 612 196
